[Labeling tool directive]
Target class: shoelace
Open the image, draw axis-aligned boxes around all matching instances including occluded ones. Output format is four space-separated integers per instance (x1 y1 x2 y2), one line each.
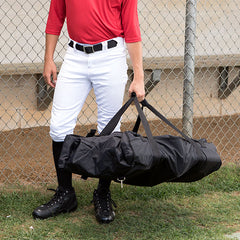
44 188 64 206
93 191 117 211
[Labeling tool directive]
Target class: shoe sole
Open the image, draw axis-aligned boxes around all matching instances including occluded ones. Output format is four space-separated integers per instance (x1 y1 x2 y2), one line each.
98 219 114 224
96 211 115 224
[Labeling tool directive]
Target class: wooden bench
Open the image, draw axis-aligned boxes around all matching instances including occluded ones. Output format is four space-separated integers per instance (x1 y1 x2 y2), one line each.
1 54 239 76
1 54 239 110
128 54 240 100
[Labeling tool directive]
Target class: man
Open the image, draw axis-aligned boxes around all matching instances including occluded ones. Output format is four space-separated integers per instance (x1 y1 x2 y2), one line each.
32 0 145 223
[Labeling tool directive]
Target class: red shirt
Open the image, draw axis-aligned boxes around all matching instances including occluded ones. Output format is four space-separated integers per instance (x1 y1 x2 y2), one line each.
45 0 141 44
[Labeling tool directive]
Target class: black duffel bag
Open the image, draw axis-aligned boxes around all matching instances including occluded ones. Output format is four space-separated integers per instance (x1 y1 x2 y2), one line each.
58 94 222 187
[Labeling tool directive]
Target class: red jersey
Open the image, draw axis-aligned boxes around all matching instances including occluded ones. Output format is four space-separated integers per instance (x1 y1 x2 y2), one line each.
45 0 141 44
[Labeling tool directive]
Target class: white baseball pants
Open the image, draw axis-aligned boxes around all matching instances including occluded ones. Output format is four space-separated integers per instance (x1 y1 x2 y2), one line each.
50 37 128 142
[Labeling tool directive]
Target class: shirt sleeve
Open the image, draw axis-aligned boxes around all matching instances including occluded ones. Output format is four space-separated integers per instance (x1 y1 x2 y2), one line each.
121 0 142 43
45 0 66 35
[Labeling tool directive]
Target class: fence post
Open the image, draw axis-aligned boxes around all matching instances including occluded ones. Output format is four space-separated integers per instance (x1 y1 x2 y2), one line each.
182 0 197 137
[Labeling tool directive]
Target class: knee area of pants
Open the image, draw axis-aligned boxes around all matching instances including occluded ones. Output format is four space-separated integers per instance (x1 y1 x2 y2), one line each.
50 126 69 142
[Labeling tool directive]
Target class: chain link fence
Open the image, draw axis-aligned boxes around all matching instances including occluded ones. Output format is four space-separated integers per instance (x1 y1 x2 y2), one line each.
0 0 239 185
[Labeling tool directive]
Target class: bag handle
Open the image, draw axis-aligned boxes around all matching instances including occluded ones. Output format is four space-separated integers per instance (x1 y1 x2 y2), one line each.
100 93 153 140
100 92 194 144
133 98 194 143
99 94 134 136
132 95 159 152
99 93 160 156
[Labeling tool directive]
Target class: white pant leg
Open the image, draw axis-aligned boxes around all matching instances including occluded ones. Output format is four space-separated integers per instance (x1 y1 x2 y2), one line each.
89 38 128 133
50 47 92 142
50 37 128 141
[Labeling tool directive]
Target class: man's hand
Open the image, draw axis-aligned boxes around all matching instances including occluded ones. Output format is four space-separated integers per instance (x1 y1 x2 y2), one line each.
128 72 145 102
43 34 59 88
43 59 57 88
126 41 145 102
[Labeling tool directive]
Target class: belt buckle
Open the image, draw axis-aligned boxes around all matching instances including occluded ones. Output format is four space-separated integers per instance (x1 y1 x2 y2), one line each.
83 46 94 54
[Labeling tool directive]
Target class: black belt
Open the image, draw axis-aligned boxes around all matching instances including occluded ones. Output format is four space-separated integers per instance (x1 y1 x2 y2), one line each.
68 40 118 54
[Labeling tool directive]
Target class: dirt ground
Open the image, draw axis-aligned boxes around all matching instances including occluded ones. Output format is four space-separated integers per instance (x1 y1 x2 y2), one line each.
0 114 239 185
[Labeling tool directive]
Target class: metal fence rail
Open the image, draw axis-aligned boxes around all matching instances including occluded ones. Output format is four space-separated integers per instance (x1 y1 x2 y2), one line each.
0 0 239 184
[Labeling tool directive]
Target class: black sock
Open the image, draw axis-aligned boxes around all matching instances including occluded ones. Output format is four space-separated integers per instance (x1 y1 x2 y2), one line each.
52 141 73 190
97 178 111 193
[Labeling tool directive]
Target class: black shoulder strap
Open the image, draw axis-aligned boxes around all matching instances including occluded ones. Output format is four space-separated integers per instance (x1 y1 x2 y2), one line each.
100 93 194 143
140 99 194 143
100 93 154 142
99 95 135 136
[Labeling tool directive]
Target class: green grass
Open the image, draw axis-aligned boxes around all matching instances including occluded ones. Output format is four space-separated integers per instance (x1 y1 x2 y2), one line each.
1 164 240 240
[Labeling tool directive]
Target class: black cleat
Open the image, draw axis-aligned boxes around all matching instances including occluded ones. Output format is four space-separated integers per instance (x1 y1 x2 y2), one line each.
32 187 78 219
92 189 117 224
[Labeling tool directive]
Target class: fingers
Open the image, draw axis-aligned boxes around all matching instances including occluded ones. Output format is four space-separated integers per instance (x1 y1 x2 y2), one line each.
128 77 145 102
44 74 56 88
43 61 57 88
136 93 145 102
128 89 145 102
52 71 58 87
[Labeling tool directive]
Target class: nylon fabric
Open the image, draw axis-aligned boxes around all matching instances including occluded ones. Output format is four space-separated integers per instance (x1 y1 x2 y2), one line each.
58 95 222 187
